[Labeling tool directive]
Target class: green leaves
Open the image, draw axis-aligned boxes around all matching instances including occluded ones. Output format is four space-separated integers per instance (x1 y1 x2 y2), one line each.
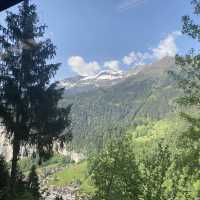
168 1 200 199
90 136 142 200
141 144 171 200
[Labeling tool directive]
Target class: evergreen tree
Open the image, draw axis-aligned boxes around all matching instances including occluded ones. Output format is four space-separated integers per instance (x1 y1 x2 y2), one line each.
28 165 40 200
0 0 71 193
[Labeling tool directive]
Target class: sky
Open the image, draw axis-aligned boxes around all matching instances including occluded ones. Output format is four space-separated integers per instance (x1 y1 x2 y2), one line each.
0 0 199 80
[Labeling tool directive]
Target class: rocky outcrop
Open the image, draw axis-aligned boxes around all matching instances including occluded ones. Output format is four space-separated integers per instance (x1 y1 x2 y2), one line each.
39 164 90 200
0 131 85 163
0 131 35 161
0 129 12 161
40 181 89 200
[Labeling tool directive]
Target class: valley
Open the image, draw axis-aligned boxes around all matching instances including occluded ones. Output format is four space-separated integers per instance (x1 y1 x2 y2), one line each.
0 56 184 200
60 56 181 151
0 1 199 199
0 56 184 199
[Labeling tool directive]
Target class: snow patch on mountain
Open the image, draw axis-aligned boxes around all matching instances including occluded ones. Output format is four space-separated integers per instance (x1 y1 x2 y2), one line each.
58 69 125 91
58 57 175 92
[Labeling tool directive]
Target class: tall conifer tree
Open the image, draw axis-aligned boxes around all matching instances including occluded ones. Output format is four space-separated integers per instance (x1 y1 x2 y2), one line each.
0 0 71 193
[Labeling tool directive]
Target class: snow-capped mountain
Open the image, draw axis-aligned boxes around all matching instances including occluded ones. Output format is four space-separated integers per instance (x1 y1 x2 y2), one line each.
91 69 124 80
58 57 175 93
58 69 126 93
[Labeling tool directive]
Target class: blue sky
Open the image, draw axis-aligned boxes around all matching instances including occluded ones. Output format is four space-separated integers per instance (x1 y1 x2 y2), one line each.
1 0 199 80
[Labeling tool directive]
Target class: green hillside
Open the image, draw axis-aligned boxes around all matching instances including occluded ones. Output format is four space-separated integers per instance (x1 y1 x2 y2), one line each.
46 115 188 195
61 57 181 151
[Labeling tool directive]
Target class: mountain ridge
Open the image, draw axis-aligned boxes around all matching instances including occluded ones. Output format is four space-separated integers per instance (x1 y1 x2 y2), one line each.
60 56 180 151
58 57 175 95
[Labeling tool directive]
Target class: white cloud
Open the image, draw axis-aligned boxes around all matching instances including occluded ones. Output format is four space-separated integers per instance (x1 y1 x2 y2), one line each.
123 52 138 65
68 31 181 76
123 51 151 65
123 31 181 67
68 56 100 76
152 31 181 59
104 60 121 71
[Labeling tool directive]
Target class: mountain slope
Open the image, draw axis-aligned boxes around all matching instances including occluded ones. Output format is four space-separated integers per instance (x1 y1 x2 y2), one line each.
58 69 125 94
60 57 180 151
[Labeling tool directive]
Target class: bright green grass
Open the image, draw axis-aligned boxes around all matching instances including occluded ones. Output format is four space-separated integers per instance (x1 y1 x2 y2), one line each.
128 116 185 144
19 154 72 174
48 161 95 193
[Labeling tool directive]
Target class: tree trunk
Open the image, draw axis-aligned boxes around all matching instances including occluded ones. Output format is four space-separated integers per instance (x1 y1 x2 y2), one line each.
10 137 20 195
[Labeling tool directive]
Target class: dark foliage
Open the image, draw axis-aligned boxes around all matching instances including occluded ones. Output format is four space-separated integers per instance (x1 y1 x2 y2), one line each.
0 0 71 193
0 156 10 200
28 165 40 200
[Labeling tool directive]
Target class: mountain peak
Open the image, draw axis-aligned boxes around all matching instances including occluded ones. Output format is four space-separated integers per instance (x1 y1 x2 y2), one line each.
95 69 124 80
58 57 176 92
127 56 175 76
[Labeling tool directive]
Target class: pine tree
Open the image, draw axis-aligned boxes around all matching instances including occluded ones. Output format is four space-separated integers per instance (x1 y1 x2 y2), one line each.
0 0 71 193
28 165 40 200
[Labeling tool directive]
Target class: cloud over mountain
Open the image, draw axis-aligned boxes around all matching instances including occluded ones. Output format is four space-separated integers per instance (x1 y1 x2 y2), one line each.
68 32 181 77
152 31 181 59
104 60 121 71
68 56 100 76
123 31 181 67
123 51 151 66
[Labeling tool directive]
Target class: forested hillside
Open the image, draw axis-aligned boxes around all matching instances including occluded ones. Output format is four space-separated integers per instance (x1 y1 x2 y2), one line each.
0 1 199 200
61 57 181 151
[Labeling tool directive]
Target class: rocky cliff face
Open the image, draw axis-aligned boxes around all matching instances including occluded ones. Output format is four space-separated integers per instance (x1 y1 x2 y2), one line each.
0 132 85 163
0 132 36 161
0 131 12 161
